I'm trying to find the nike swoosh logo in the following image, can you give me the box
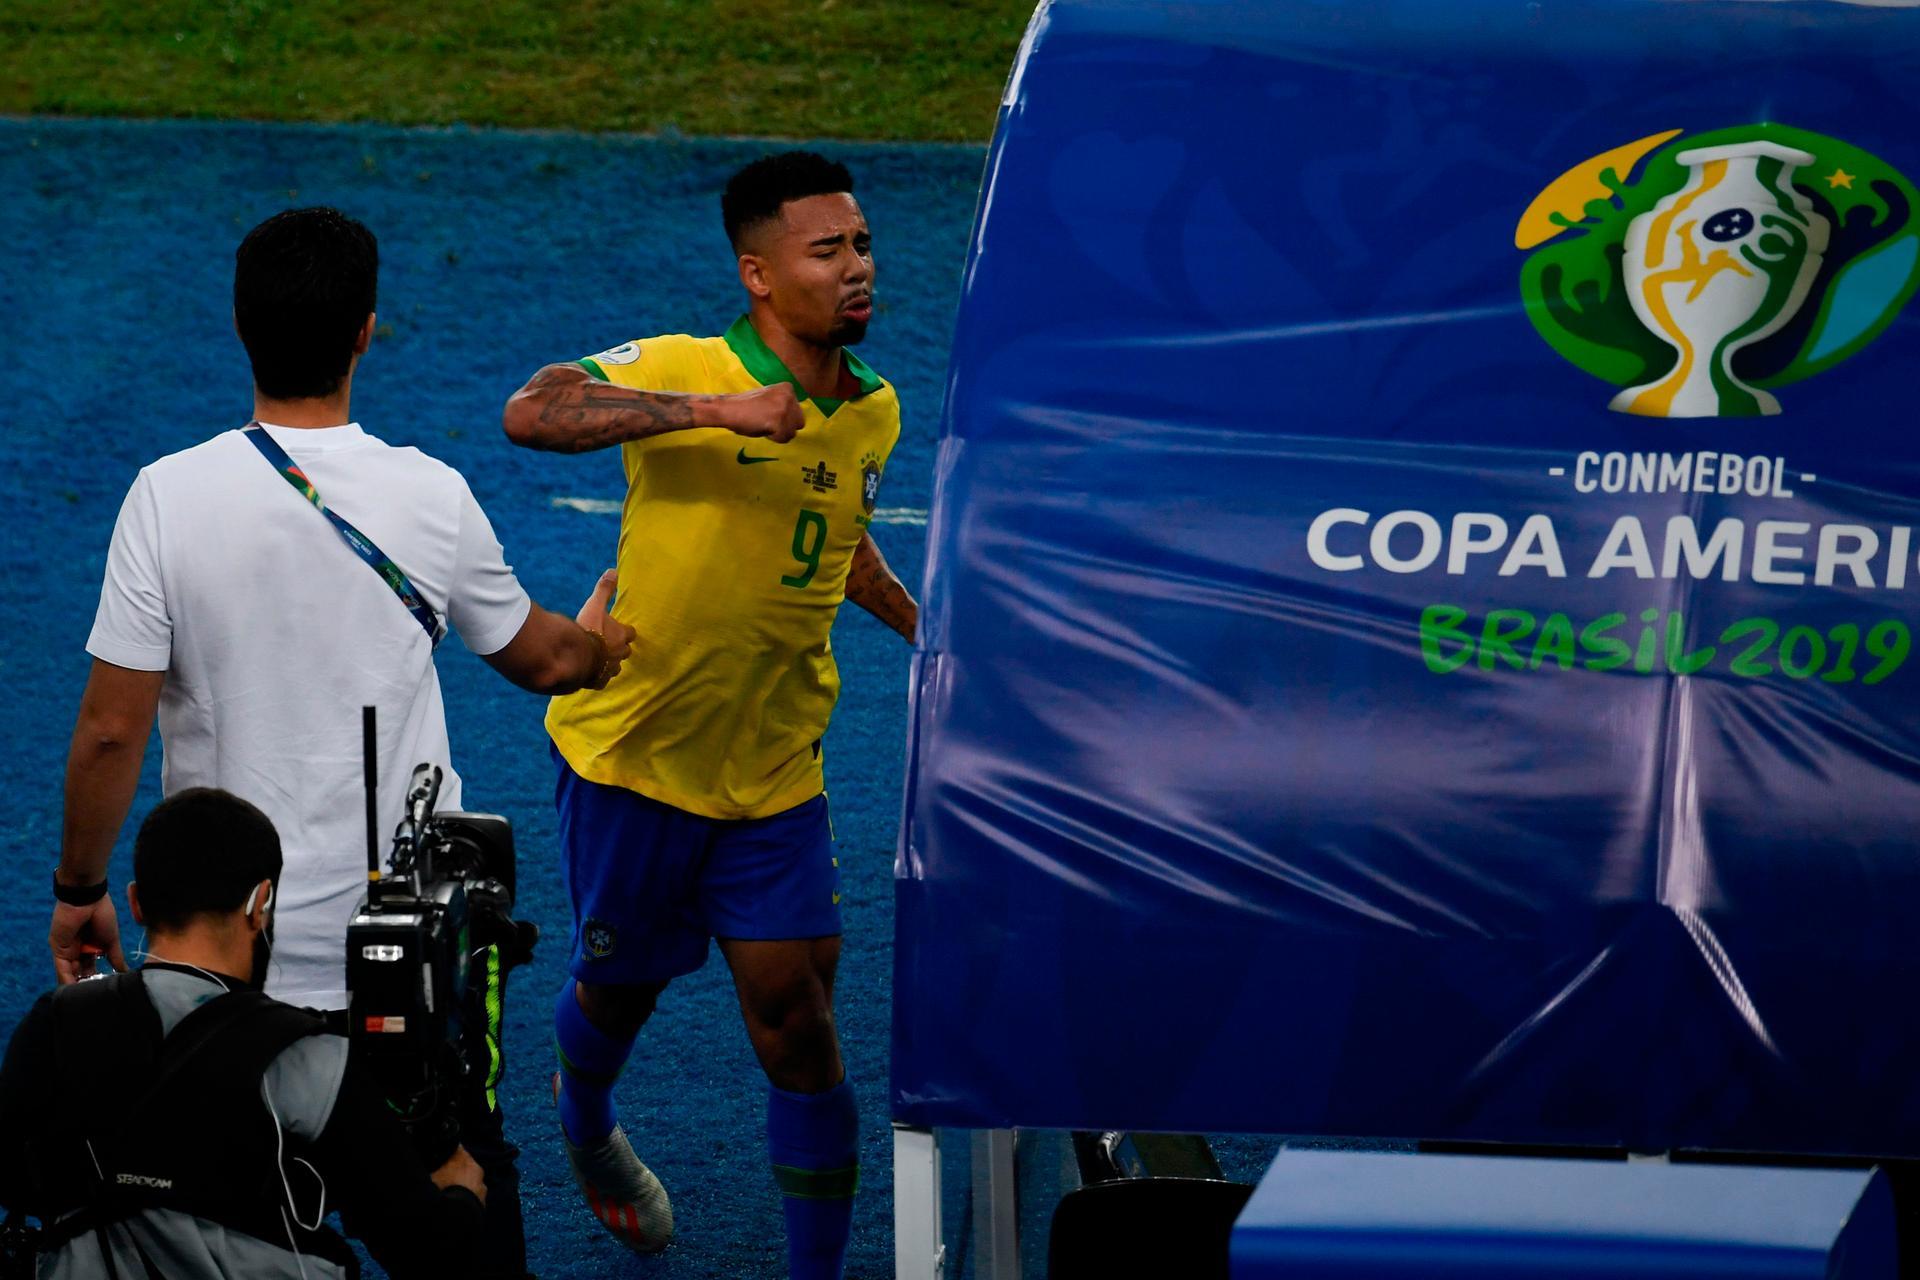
[737,448,778,465]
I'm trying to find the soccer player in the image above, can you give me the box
[501,151,916,1278]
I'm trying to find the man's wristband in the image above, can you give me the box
[53,873,109,907]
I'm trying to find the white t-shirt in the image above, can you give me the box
[87,422,533,1009]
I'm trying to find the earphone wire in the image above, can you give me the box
[262,1081,327,1233]
[279,1207,311,1280]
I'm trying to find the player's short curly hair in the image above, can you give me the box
[234,207,378,401]
[722,151,855,251]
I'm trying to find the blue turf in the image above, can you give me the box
[0,117,984,1279]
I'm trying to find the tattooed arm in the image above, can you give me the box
[846,532,918,644]
[503,362,804,454]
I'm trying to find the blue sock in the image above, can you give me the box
[553,981,634,1145]
[767,1080,860,1280]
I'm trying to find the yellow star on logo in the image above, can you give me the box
[1827,168,1856,190]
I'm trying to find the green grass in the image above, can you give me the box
[1,0,1034,142]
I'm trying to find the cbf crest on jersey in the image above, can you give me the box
[859,452,883,515]
[1517,124,1920,418]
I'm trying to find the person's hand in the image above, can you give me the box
[431,1145,488,1206]
[50,895,128,985]
[576,569,634,690]
[720,383,805,443]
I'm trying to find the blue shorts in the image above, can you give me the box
[551,745,842,985]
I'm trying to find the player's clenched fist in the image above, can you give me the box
[719,382,805,443]
[576,569,635,690]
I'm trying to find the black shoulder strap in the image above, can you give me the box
[41,975,162,1175]
[40,976,165,1279]
[45,978,326,1120]
[132,988,326,1117]
[47,974,163,1087]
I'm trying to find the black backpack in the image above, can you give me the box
[25,972,357,1277]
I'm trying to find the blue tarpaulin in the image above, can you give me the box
[892,0,1920,1155]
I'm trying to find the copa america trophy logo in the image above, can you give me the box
[1612,142,1828,417]
[1517,124,1919,419]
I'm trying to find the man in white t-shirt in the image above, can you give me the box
[49,207,629,1280]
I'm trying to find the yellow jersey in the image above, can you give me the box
[546,316,901,819]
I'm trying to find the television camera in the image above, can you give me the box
[345,708,534,1164]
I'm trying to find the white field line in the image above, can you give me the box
[551,496,929,525]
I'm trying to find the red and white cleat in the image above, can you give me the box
[553,1071,674,1254]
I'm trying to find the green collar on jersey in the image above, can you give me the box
[723,313,883,418]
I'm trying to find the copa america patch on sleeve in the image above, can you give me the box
[583,919,617,959]
[590,342,641,366]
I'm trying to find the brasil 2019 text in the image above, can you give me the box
[1419,605,1910,683]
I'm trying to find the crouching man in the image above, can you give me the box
[0,789,488,1278]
